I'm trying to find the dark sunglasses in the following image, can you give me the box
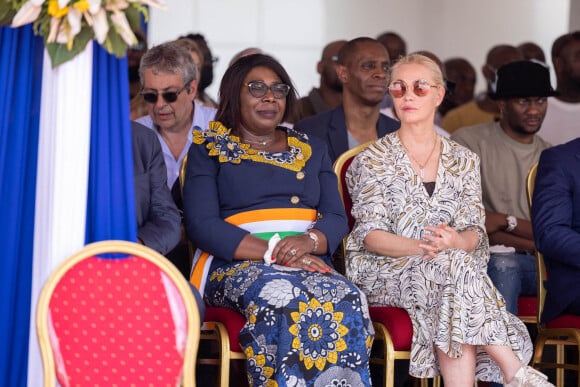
[388,79,438,98]
[244,81,291,99]
[140,84,188,104]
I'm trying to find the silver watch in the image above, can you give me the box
[505,215,517,233]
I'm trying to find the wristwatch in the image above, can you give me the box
[505,215,517,233]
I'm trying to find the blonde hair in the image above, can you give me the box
[390,53,445,87]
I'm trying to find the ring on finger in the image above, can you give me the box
[290,248,297,256]
[303,257,312,265]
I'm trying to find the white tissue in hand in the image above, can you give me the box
[264,233,281,265]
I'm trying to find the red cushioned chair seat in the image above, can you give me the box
[48,256,187,385]
[205,307,246,352]
[368,306,413,351]
[546,314,580,329]
[518,296,537,317]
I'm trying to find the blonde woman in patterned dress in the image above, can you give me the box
[345,54,553,387]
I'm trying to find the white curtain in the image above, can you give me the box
[27,42,94,387]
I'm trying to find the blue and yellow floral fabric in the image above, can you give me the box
[206,261,373,386]
[193,121,312,172]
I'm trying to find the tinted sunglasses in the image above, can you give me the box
[140,84,188,104]
[245,81,291,99]
[388,79,438,98]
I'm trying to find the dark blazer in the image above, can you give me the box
[132,122,181,255]
[293,104,400,163]
[532,137,580,322]
[183,126,348,273]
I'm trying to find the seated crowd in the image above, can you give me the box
[129,29,580,386]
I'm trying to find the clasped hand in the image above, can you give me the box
[419,223,458,260]
[272,234,332,273]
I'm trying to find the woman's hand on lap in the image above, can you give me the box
[420,223,458,260]
[272,234,316,266]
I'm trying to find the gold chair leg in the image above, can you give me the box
[556,344,565,387]
[385,357,395,387]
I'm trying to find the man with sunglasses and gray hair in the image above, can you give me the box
[136,41,216,278]
[136,41,216,191]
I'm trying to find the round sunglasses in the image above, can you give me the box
[140,84,188,104]
[388,79,438,98]
[245,81,291,99]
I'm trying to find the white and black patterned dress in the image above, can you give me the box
[345,132,533,383]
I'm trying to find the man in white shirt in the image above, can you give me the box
[136,41,216,190]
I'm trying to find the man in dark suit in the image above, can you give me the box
[532,137,580,322]
[133,121,205,320]
[294,37,399,163]
[132,121,181,255]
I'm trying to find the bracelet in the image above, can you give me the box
[263,233,281,265]
[306,231,319,253]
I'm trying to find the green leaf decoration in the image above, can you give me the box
[0,4,17,26]
[33,13,51,37]
[45,27,93,68]
[103,27,127,58]
[125,6,142,31]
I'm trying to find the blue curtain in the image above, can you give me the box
[0,25,44,386]
[85,44,137,243]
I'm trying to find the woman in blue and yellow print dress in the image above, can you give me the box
[183,54,374,386]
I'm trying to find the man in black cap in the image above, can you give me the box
[451,60,557,318]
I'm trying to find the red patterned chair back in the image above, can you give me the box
[36,241,200,387]
[333,141,373,231]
